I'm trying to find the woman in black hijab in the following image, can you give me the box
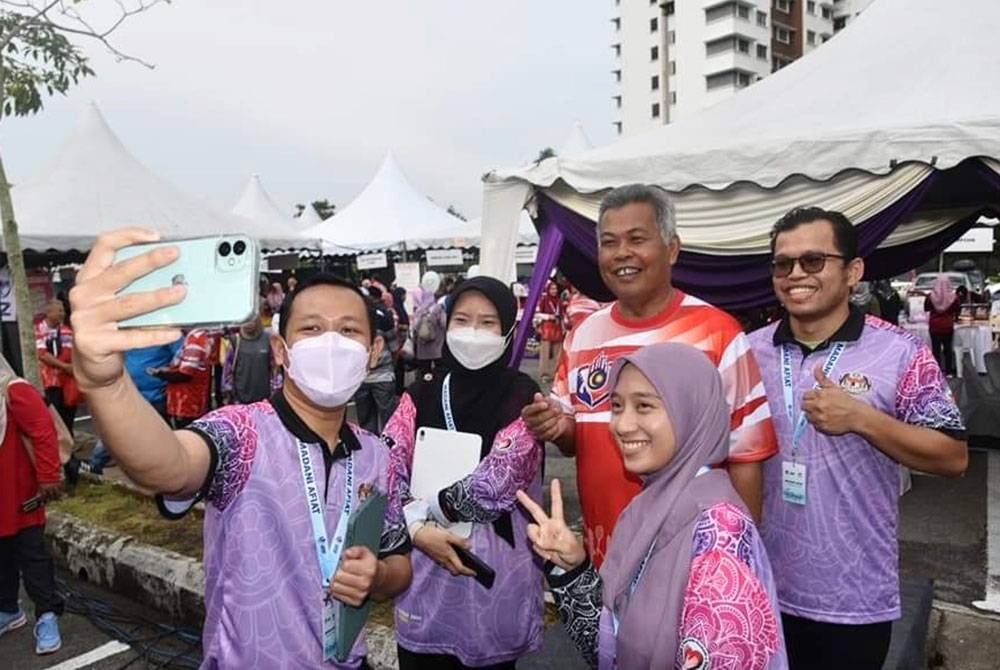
[385,276,545,670]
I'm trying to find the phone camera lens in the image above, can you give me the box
[233,240,247,255]
[218,242,232,257]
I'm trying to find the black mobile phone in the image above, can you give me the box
[21,495,43,513]
[454,546,496,590]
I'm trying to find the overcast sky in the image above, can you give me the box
[1,1,614,220]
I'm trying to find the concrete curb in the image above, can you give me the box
[44,510,400,669]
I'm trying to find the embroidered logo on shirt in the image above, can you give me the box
[679,637,709,669]
[838,372,872,395]
[573,352,612,409]
[357,482,377,502]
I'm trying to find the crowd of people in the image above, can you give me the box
[0,184,971,669]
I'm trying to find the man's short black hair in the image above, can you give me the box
[770,206,858,260]
[278,273,376,342]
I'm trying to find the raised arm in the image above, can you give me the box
[70,228,212,496]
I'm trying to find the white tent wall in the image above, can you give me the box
[6,104,310,252]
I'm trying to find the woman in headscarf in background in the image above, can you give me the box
[925,276,961,376]
[518,342,786,669]
[386,276,544,669]
[411,271,446,376]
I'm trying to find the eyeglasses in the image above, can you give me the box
[770,252,845,278]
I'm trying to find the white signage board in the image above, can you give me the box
[393,262,421,290]
[945,228,994,254]
[0,268,14,322]
[356,252,388,270]
[425,249,464,267]
[515,246,539,264]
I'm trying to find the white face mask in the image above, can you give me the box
[283,331,370,408]
[446,327,510,371]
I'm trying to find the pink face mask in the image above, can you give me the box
[283,331,370,408]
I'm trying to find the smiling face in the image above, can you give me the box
[772,219,863,326]
[598,201,679,313]
[609,364,676,476]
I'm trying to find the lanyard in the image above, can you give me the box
[441,373,457,431]
[295,439,354,588]
[780,342,846,452]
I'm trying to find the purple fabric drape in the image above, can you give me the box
[533,174,939,312]
[509,159,1000,365]
[509,218,564,368]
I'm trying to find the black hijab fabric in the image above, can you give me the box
[408,276,539,546]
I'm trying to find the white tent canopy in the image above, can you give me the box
[296,202,326,228]
[7,104,310,252]
[231,174,292,224]
[557,121,594,158]
[229,174,322,250]
[302,152,475,254]
[480,0,1000,280]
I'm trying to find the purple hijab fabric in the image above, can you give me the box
[600,342,748,669]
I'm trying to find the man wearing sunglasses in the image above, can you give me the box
[748,207,968,669]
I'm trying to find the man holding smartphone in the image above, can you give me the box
[69,229,413,668]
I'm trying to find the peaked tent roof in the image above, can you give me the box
[296,202,326,228]
[231,174,292,222]
[490,0,1000,194]
[7,104,311,252]
[557,121,594,158]
[229,174,322,250]
[301,152,475,253]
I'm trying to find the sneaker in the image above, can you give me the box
[34,612,61,655]
[0,608,27,637]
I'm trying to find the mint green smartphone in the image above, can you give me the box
[113,234,260,329]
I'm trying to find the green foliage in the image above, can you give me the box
[533,146,557,165]
[0,10,95,118]
[294,198,336,220]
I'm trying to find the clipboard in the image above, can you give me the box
[411,426,482,538]
[335,491,387,662]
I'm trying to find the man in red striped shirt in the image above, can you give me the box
[151,328,212,429]
[522,184,778,565]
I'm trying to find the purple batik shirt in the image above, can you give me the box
[749,310,964,624]
[160,392,409,669]
[384,393,545,666]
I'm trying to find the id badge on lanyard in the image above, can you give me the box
[295,439,354,663]
[780,343,845,506]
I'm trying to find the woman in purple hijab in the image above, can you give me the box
[518,342,786,669]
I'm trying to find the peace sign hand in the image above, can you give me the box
[516,479,587,571]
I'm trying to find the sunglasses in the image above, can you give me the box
[770,252,845,278]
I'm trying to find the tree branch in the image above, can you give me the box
[0,0,62,50]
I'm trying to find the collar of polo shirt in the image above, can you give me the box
[772,305,866,354]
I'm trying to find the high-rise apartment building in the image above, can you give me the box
[612,0,873,137]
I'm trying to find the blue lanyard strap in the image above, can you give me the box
[781,342,846,452]
[295,439,354,588]
[441,373,457,432]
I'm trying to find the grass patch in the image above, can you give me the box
[51,478,204,561]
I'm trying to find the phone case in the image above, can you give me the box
[454,546,495,589]
[113,235,260,329]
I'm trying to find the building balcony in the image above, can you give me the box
[703,16,768,43]
[705,50,767,77]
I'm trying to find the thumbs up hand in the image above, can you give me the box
[801,364,858,436]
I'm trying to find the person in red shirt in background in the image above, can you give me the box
[150,328,212,429]
[564,284,604,332]
[535,280,568,383]
[0,353,64,655]
[34,301,79,435]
